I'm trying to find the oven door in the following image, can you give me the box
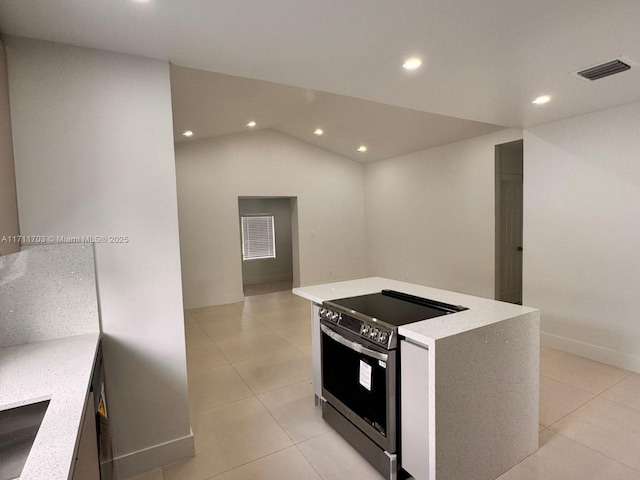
[320,321,397,453]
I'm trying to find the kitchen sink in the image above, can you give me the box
[0,400,50,480]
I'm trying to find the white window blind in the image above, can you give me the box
[241,214,276,260]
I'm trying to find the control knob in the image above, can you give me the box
[379,331,389,344]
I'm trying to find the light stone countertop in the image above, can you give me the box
[0,332,100,480]
[293,276,538,345]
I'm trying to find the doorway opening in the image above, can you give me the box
[495,140,523,304]
[238,196,299,296]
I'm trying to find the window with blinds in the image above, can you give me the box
[241,214,276,260]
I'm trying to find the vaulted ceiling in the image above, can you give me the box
[2,0,639,161]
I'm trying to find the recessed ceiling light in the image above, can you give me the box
[314,128,324,136]
[403,57,422,71]
[246,121,257,128]
[357,145,367,153]
[182,130,193,137]
[532,95,551,105]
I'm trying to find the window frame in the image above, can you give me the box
[240,214,276,261]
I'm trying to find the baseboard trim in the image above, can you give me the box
[185,292,246,310]
[113,430,194,479]
[541,331,640,372]
[242,274,294,286]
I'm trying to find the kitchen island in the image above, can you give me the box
[294,277,539,480]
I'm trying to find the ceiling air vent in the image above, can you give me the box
[571,56,638,81]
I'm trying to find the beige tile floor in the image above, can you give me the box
[127,291,640,480]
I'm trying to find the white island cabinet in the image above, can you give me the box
[293,277,540,480]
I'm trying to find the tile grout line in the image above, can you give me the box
[545,429,640,474]
[596,371,637,397]
[180,292,336,480]
[542,394,598,430]
[294,436,330,480]
[539,372,631,397]
[195,444,299,480]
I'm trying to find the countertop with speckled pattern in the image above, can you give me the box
[0,333,100,480]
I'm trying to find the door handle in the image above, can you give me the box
[321,324,388,362]
[517,246,523,252]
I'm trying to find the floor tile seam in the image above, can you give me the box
[294,344,313,356]
[240,311,282,330]
[597,371,638,397]
[269,327,309,350]
[544,428,640,473]
[230,349,312,394]
[189,307,241,317]
[254,389,301,445]
[293,438,327,480]
[540,373,599,395]
[187,360,257,410]
[226,342,309,368]
[188,390,257,416]
[207,330,284,358]
[227,359,264,397]
[542,346,629,366]
[204,329,277,349]
[231,301,246,312]
[293,429,329,446]
[257,320,311,334]
[189,320,308,370]
[543,394,607,429]
[255,378,315,400]
[539,373,616,396]
[186,363,233,379]
[271,321,313,334]
[592,393,640,415]
[250,316,286,332]
[192,314,252,327]
[245,370,313,397]
[191,321,218,341]
[200,444,300,480]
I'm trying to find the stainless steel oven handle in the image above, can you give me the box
[321,324,388,362]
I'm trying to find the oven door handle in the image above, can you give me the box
[321,324,388,362]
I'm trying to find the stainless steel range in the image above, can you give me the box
[319,289,467,480]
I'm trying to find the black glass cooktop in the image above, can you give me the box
[326,289,467,327]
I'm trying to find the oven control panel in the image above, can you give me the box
[319,307,393,348]
[360,323,391,345]
[319,307,342,324]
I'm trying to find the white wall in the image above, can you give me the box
[364,129,522,299]
[239,197,293,285]
[5,37,193,477]
[0,40,19,256]
[175,129,366,308]
[524,101,640,370]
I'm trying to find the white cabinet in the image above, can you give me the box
[400,339,430,480]
[310,302,322,402]
[72,391,100,480]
